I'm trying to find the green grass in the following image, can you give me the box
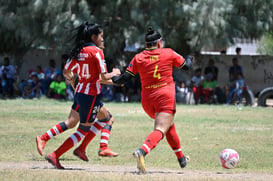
[0,99,272,180]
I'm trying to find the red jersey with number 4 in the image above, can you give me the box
[64,45,107,95]
[126,48,185,91]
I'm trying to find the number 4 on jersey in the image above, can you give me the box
[82,64,91,79]
[153,64,161,79]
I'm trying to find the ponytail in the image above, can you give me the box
[67,22,103,62]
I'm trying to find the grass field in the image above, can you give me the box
[0,99,273,181]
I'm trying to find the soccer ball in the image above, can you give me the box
[219,148,240,169]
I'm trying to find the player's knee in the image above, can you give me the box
[65,118,78,129]
[98,111,112,124]
[78,123,91,133]
[155,128,166,138]
[108,116,114,125]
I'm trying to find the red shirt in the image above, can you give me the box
[126,48,185,90]
[64,45,107,95]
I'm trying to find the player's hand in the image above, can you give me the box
[112,68,121,76]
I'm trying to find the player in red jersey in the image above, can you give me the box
[112,27,193,173]
[45,22,120,169]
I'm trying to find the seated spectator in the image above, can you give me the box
[35,65,45,81]
[125,76,141,102]
[0,57,16,98]
[191,68,203,104]
[22,73,42,99]
[201,73,218,103]
[229,57,243,82]
[43,59,61,95]
[47,73,67,100]
[101,84,114,102]
[113,85,126,102]
[204,58,218,80]
[226,72,245,105]
[176,81,189,103]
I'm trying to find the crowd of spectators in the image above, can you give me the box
[178,52,246,105]
[1,49,246,105]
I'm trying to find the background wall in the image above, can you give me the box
[193,55,273,95]
[1,50,273,96]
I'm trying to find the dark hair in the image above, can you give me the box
[195,68,202,73]
[145,27,162,48]
[236,47,241,54]
[68,22,103,61]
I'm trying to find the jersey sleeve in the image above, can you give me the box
[171,50,186,68]
[126,56,138,76]
[64,59,78,74]
[95,49,107,74]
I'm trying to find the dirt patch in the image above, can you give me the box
[0,161,272,181]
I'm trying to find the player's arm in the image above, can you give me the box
[180,55,194,70]
[101,68,121,81]
[63,69,78,89]
[112,70,134,85]
[100,75,114,85]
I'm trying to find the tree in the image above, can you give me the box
[1,0,273,70]
[257,32,273,55]
[0,0,91,70]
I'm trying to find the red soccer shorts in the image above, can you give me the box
[141,83,176,119]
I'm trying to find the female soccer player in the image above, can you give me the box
[112,27,193,173]
[45,22,120,169]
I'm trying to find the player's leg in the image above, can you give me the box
[36,109,79,156]
[73,106,118,161]
[133,112,173,173]
[165,123,189,168]
[46,93,97,169]
[98,111,119,157]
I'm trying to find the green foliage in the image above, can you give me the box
[1,0,273,67]
[257,32,273,55]
[0,0,90,65]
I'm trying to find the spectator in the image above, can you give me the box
[43,59,61,94]
[191,68,203,104]
[22,73,42,99]
[229,57,243,82]
[0,57,16,98]
[204,58,218,80]
[113,85,126,102]
[201,73,218,103]
[47,73,67,100]
[125,75,141,102]
[36,65,45,81]
[226,72,245,105]
[101,84,114,102]
[236,47,241,55]
[176,81,189,103]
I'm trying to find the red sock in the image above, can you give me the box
[78,121,106,152]
[100,124,112,150]
[166,124,184,159]
[141,130,163,154]
[55,128,87,158]
[41,122,67,141]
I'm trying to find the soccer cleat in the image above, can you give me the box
[73,148,89,162]
[36,136,46,156]
[46,152,64,169]
[98,148,119,157]
[178,155,190,168]
[133,149,146,174]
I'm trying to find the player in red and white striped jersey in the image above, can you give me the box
[36,78,119,160]
[44,22,120,169]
